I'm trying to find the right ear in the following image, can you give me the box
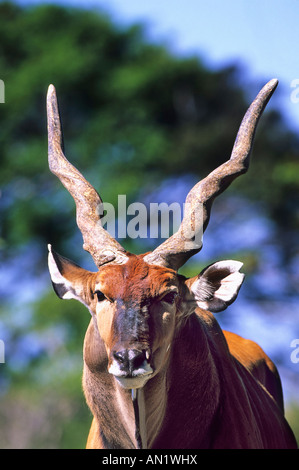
[48,244,97,310]
[187,260,245,313]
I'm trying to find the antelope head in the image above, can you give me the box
[47,79,278,389]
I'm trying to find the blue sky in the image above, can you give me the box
[16,0,299,130]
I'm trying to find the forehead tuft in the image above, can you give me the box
[96,255,177,300]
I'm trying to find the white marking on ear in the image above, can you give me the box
[213,271,244,302]
[48,244,69,287]
[47,244,90,308]
[191,260,245,313]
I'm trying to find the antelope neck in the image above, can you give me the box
[131,389,147,449]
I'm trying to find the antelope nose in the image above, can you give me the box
[113,349,150,374]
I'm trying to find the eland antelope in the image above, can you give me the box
[47,79,297,449]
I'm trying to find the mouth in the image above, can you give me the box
[108,362,154,389]
[114,373,153,389]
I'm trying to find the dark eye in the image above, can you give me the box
[162,292,177,304]
[94,290,106,302]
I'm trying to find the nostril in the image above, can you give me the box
[112,348,151,374]
[130,350,144,369]
[113,350,126,364]
[129,349,150,370]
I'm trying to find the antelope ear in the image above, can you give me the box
[48,244,94,308]
[189,260,245,313]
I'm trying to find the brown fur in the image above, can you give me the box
[83,304,296,448]
[47,79,295,448]
[55,255,297,449]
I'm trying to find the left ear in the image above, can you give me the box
[188,260,245,313]
[48,244,96,310]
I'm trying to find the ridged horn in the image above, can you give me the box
[47,84,128,268]
[144,79,278,270]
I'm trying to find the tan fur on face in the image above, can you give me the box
[93,255,179,371]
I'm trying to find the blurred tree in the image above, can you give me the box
[0,1,298,448]
[1,2,298,260]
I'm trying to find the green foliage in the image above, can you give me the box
[2,1,299,259]
[2,2,297,258]
[286,405,299,446]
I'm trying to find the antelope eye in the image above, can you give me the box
[162,292,177,304]
[94,290,106,302]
